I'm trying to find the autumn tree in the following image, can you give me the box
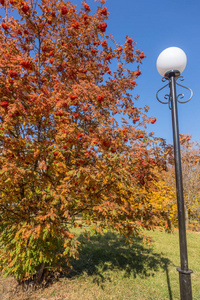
[165,135,200,229]
[180,135,200,228]
[0,0,167,283]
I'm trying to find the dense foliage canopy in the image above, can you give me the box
[0,0,173,282]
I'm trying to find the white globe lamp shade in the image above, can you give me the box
[156,47,187,77]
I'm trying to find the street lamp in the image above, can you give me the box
[156,47,193,300]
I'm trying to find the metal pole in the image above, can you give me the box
[169,71,193,300]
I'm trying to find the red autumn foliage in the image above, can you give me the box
[0,0,169,285]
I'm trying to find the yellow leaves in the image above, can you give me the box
[103,177,108,185]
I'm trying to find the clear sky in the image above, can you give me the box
[73,0,200,144]
[2,0,200,144]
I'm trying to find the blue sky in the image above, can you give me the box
[74,0,200,143]
[2,0,199,144]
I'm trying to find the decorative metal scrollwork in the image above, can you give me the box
[156,75,193,109]
[176,76,193,103]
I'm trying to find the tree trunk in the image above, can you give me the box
[35,262,45,284]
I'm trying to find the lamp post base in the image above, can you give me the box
[177,268,193,300]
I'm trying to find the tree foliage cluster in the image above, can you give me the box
[0,0,198,284]
[163,135,200,229]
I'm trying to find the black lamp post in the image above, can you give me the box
[156,47,193,300]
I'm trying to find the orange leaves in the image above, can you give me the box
[151,117,157,124]
[72,21,80,29]
[77,132,83,138]
[93,40,99,46]
[133,117,140,123]
[126,38,133,45]
[0,0,162,283]
[122,126,128,133]
[105,54,112,61]
[134,70,141,77]
[73,113,79,118]
[82,106,88,111]
[131,80,136,86]
[138,134,144,139]
[139,52,145,59]
[55,110,64,117]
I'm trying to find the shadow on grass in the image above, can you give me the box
[67,231,173,299]
[69,231,170,278]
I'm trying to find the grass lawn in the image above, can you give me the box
[0,228,199,300]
